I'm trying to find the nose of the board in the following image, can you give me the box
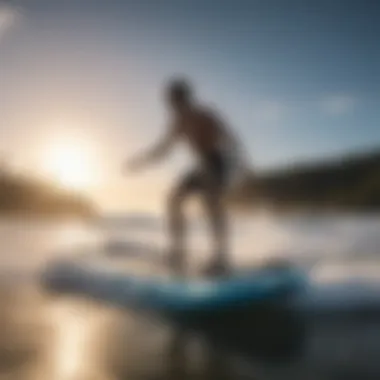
[41,260,82,293]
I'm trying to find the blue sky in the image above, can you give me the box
[0,0,379,210]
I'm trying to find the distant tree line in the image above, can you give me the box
[229,149,380,212]
[2,147,378,217]
[0,162,96,218]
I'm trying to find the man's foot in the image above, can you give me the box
[262,257,292,271]
[202,257,230,278]
[165,249,186,276]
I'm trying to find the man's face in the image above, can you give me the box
[168,96,188,113]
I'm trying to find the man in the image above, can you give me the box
[126,78,247,276]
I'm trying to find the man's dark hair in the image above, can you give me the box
[166,78,193,104]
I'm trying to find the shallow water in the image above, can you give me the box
[1,214,380,380]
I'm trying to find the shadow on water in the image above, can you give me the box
[3,279,380,380]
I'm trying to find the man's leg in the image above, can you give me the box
[167,173,198,275]
[167,188,186,274]
[202,187,229,276]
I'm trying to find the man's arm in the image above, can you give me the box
[126,124,180,172]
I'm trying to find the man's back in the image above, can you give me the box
[173,106,230,158]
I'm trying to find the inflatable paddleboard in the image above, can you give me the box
[41,249,309,361]
[41,252,306,314]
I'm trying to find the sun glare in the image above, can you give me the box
[45,142,95,190]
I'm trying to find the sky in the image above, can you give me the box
[0,0,379,211]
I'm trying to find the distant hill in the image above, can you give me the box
[230,149,380,212]
[0,164,96,218]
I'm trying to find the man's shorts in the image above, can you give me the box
[177,149,237,195]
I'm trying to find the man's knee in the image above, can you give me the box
[168,187,187,216]
[203,189,223,212]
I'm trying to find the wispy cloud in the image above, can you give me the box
[252,100,290,127]
[0,3,18,41]
[320,94,356,116]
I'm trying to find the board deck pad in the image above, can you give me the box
[41,247,306,314]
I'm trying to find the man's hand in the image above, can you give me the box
[123,125,179,175]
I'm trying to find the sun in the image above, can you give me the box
[45,143,95,190]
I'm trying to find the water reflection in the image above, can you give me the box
[49,302,91,379]
[2,217,380,379]
[0,219,104,380]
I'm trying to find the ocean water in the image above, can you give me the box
[1,213,380,380]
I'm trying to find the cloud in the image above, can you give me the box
[320,95,356,116]
[252,100,290,127]
[0,4,18,40]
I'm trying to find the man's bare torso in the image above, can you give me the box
[173,106,228,158]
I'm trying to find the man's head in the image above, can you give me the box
[165,78,193,112]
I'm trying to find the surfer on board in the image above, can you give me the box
[126,77,248,276]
